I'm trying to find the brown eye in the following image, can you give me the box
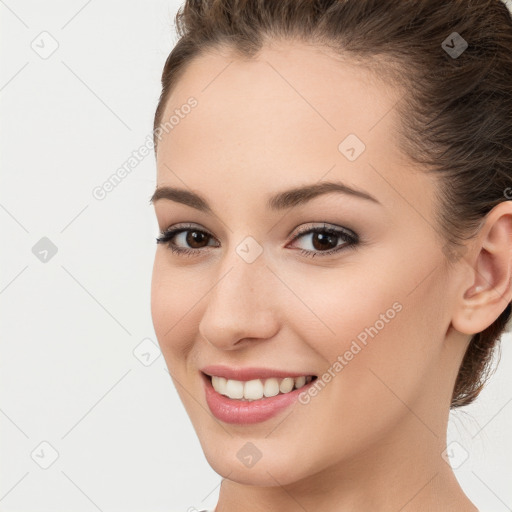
[156,224,219,257]
[310,231,338,251]
[288,224,358,258]
[185,230,211,248]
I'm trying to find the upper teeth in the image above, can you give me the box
[211,375,313,401]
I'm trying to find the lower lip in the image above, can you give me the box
[202,372,316,425]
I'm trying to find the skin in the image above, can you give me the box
[150,42,512,512]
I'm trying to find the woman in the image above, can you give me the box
[150,1,512,510]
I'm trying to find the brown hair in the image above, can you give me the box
[153,0,512,408]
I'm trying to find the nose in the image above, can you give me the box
[198,248,280,350]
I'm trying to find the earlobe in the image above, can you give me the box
[451,202,512,336]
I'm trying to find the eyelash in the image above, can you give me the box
[155,222,358,259]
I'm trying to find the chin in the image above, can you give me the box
[196,433,316,487]
[205,451,307,487]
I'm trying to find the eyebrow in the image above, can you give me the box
[149,180,380,213]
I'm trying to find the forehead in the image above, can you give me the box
[159,43,398,160]
[155,42,435,220]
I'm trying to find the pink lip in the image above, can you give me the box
[200,365,316,381]
[201,371,317,425]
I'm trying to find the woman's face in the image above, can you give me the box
[151,42,466,486]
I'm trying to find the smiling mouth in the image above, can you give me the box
[203,372,318,401]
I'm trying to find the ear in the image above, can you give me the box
[451,201,512,336]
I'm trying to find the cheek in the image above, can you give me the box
[278,260,408,360]
[298,252,443,381]
[301,269,446,444]
[150,254,201,362]
[300,245,444,367]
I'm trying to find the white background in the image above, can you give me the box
[1,1,511,511]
